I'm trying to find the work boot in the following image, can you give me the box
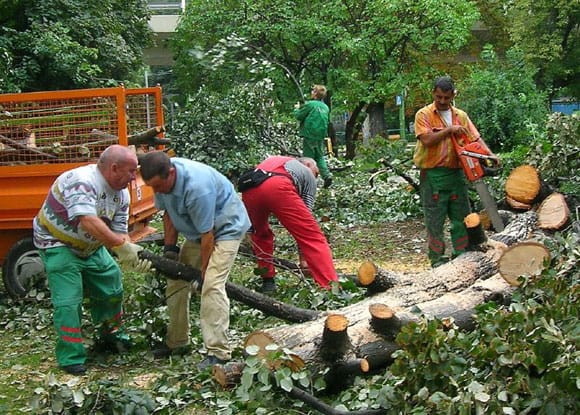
[152,343,190,360]
[93,331,133,354]
[197,355,228,371]
[261,278,276,294]
[61,364,87,375]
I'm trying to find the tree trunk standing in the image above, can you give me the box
[344,102,365,159]
[366,102,386,139]
[243,211,539,369]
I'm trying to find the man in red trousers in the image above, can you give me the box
[241,156,338,293]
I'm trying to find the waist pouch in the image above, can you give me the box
[237,168,287,192]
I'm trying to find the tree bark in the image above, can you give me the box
[344,102,365,160]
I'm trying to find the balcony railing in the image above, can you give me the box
[148,0,185,14]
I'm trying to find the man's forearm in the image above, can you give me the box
[79,215,126,248]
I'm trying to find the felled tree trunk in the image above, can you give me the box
[242,211,538,371]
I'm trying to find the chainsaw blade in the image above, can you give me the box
[473,180,505,232]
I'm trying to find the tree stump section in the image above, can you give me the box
[368,303,401,339]
[212,361,246,389]
[537,192,570,230]
[498,241,551,286]
[464,212,487,246]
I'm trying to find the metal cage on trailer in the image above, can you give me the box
[0,85,166,299]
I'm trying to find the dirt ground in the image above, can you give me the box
[331,218,432,275]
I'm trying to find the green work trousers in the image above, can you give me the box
[165,238,241,360]
[41,246,124,367]
[303,137,331,180]
[419,168,471,266]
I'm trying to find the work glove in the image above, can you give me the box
[112,241,152,273]
[163,244,180,261]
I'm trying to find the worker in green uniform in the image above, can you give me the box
[294,84,332,188]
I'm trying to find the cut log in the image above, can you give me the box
[243,331,305,371]
[506,195,533,210]
[128,125,166,145]
[537,192,570,230]
[505,164,552,205]
[357,261,399,294]
[498,241,551,286]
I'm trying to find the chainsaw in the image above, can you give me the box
[451,135,505,232]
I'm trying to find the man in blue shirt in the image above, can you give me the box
[140,151,250,370]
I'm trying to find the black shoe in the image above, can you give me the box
[61,364,87,375]
[197,355,228,371]
[323,177,333,188]
[261,278,276,294]
[93,332,133,354]
[152,343,190,360]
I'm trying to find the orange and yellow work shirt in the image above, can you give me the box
[413,103,480,169]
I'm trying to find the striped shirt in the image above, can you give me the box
[33,164,130,257]
[257,156,318,211]
[413,103,480,169]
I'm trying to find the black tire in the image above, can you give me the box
[2,237,48,299]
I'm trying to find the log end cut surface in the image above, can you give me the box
[357,261,378,286]
[498,241,551,286]
[505,164,541,204]
[537,192,570,230]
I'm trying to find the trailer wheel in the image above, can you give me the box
[2,237,47,299]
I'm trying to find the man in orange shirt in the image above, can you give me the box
[413,76,492,267]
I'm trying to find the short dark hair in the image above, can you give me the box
[139,151,172,180]
[433,76,455,93]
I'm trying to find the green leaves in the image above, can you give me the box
[0,0,152,92]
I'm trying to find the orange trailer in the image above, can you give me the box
[0,86,165,298]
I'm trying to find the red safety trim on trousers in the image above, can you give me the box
[60,326,82,343]
[454,235,469,251]
[428,235,445,253]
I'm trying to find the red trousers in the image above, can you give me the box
[242,175,337,288]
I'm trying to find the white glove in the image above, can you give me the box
[112,242,152,273]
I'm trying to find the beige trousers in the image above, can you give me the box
[165,238,241,360]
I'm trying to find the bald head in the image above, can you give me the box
[298,157,319,178]
[97,145,138,190]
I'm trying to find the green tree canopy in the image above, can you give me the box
[0,0,153,92]
[506,0,579,98]
[172,0,480,157]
